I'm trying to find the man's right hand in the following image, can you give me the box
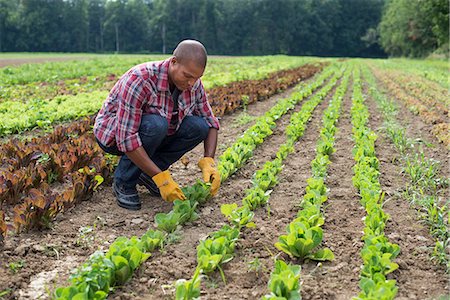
[152,170,186,202]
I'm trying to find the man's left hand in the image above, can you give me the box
[198,157,221,196]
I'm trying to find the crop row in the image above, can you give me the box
[0,63,324,239]
[370,59,449,90]
[0,55,316,87]
[0,63,322,137]
[370,67,449,148]
[362,66,449,272]
[351,67,400,299]
[0,57,318,107]
[175,65,345,299]
[0,118,110,205]
[369,66,448,118]
[263,67,350,299]
[372,67,448,112]
[0,119,117,237]
[52,64,340,299]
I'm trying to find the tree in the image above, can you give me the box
[379,0,449,57]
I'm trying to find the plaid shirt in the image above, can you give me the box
[94,59,220,153]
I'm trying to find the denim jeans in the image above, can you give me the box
[96,114,209,190]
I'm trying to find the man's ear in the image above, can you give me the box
[171,56,178,65]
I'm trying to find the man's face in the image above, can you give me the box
[169,57,204,91]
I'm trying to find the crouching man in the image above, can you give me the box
[94,40,220,210]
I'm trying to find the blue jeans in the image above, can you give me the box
[97,114,209,190]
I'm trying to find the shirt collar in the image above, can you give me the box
[156,58,171,92]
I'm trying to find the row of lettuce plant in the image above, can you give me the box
[1,55,314,87]
[52,64,339,299]
[368,59,449,90]
[361,65,449,272]
[368,65,449,148]
[1,57,318,104]
[0,64,322,208]
[0,63,321,137]
[350,67,400,300]
[174,65,345,300]
[0,64,323,239]
[263,67,351,300]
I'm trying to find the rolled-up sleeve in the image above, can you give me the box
[116,74,148,152]
[194,81,220,130]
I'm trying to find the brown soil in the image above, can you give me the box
[0,78,306,299]
[299,78,365,300]
[0,70,448,300]
[126,73,341,300]
[364,83,449,299]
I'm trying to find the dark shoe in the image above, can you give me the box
[137,173,161,197]
[113,180,141,210]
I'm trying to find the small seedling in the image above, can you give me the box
[8,260,25,273]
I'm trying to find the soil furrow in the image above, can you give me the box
[364,85,449,299]
[197,77,340,300]
[300,77,365,300]
[113,78,338,300]
[1,81,307,300]
[368,71,450,177]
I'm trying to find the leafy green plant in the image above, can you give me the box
[140,230,166,252]
[175,269,202,300]
[355,276,398,300]
[221,203,256,229]
[8,260,25,274]
[55,251,115,300]
[181,180,211,205]
[155,211,181,233]
[173,199,199,224]
[275,221,334,261]
[262,260,301,300]
[106,236,152,284]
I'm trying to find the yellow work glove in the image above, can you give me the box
[198,157,221,196]
[152,170,186,202]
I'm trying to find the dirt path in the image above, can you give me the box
[0,78,310,299]
[364,85,449,299]
[113,77,339,300]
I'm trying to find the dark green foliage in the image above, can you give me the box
[0,0,386,57]
[379,0,449,57]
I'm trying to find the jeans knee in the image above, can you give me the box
[180,116,209,141]
[139,114,168,139]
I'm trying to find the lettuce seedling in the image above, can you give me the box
[173,199,199,224]
[155,211,181,233]
[55,251,115,300]
[140,229,166,252]
[262,259,301,300]
[275,221,334,261]
[175,269,202,300]
[182,180,211,205]
[221,203,256,229]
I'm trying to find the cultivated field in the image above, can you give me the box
[0,55,448,300]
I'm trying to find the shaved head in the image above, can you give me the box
[173,40,207,68]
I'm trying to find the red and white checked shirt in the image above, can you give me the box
[94,58,220,153]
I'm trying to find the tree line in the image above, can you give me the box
[0,0,447,58]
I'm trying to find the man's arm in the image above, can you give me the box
[204,127,218,158]
[125,146,161,177]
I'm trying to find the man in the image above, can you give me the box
[94,40,221,210]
